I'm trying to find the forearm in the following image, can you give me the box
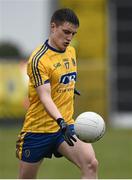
[40,95,62,120]
[36,84,62,121]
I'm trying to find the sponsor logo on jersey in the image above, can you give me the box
[60,72,77,84]
[53,62,61,69]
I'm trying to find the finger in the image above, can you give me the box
[71,135,77,142]
[64,135,74,146]
[68,136,74,146]
[74,89,81,96]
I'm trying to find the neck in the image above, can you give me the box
[46,39,65,53]
[48,37,58,50]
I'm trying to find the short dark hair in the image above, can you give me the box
[51,8,79,27]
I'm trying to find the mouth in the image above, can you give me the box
[63,42,70,47]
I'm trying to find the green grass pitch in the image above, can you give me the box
[0,126,132,179]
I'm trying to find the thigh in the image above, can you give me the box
[18,159,43,179]
[57,136,96,168]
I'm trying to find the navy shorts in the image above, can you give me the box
[16,124,75,163]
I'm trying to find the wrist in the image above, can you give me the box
[56,118,65,125]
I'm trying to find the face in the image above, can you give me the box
[50,21,78,51]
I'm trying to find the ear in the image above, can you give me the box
[50,22,56,33]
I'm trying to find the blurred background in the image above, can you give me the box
[0,0,132,178]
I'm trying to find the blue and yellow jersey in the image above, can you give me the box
[22,40,77,133]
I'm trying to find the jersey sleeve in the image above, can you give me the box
[28,56,51,87]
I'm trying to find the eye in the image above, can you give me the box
[63,30,70,34]
[72,32,76,36]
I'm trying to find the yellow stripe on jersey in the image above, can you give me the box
[32,44,48,87]
[16,132,27,160]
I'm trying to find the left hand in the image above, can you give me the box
[57,118,77,146]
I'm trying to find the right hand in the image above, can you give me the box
[57,118,77,146]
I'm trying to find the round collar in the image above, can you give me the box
[45,39,65,53]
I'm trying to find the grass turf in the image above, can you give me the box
[0,126,132,179]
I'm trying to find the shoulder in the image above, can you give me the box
[27,44,49,73]
[66,45,76,58]
[27,44,52,70]
[67,45,75,52]
[29,44,49,62]
[67,45,76,54]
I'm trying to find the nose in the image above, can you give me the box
[67,34,73,42]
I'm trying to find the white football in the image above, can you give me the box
[75,112,106,143]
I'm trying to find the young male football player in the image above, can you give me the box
[16,8,98,179]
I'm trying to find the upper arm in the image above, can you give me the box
[36,83,51,100]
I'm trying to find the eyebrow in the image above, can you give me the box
[62,29,77,34]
